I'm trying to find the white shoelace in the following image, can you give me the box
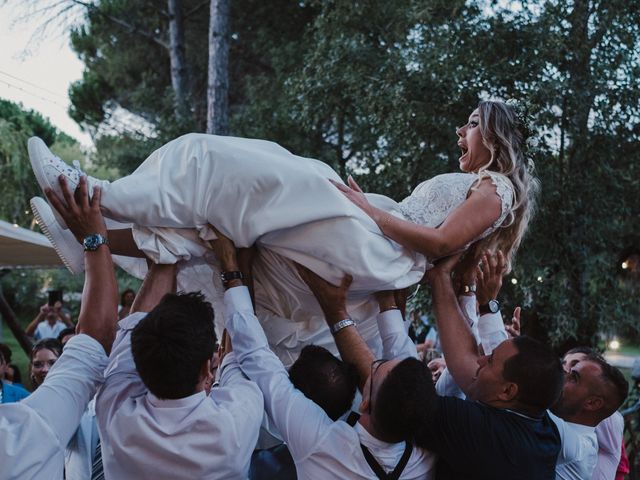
[71,159,85,176]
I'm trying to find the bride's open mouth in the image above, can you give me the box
[458,144,469,161]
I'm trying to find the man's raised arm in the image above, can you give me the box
[296,264,374,391]
[425,254,480,394]
[46,176,118,353]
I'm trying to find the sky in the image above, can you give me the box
[0,6,92,146]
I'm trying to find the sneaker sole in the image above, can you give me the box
[30,197,84,274]
[28,137,72,229]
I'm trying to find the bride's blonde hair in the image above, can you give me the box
[472,100,540,272]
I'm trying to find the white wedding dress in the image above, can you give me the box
[97,133,513,365]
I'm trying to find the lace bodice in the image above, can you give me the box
[398,171,514,242]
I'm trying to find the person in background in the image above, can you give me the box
[29,338,63,390]
[561,347,629,480]
[118,288,136,320]
[5,364,24,388]
[58,327,77,346]
[0,350,29,403]
[26,301,73,341]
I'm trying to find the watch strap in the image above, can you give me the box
[479,299,500,315]
[330,318,355,335]
[220,271,243,285]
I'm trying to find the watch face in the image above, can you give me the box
[488,299,500,313]
[83,234,104,251]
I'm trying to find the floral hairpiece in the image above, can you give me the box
[505,98,538,172]
[505,98,531,135]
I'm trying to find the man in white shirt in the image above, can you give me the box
[209,230,436,479]
[0,178,118,480]
[26,303,70,340]
[551,349,628,479]
[95,260,263,479]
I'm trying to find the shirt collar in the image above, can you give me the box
[354,420,405,449]
[146,390,206,408]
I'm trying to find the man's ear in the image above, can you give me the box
[359,396,369,415]
[584,395,604,412]
[498,382,519,402]
[199,358,212,382]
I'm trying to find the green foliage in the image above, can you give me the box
[63,0,639,347]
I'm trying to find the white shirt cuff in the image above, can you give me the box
[477,311,505,336]
[223,286,254,317]
[376,309,405,337]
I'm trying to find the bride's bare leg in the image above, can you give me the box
[108,229,148,258]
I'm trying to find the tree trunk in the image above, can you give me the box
[0,288,32,356]
[206,0,231,135]
[168,0,190,119]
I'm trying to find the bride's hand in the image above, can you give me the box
[330,175,376,219]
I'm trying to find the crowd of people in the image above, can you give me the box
[0,99,632,479]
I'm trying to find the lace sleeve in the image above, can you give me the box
[480,172,514,238]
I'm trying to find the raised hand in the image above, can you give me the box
[45,176,106,243]
[506,307,521,338]
[424,252,464,285]
[476,250,507,305]
[207,225,239,272]
[295,263,352,324]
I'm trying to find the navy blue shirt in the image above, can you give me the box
[417,396,560,480]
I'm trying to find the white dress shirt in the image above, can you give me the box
[0,334,108,480]
[225,286,436,480]
[95,312,263,480]
[65,398,99,480]
[549,411,598,479]
[34,319,67,340]
[592,412,624,479]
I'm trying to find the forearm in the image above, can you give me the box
[130,263,177,314]
[373,208,447,258]
[333,326,375,392]
[77,247,119,354]
[430,273,480,392]
[25,315,42,336]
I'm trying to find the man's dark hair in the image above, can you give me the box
[564,346,599,358]
[31,338,63,360]
[289,345,358,421]
[373,357,436,443]
[131,292,216,399]
[0,343,12,364]
[503,336,564,414]
[8,363,22,384]
[585,353,629,416]
[57,328,76,344]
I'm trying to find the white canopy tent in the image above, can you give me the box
[0,218,62,347]
[0,218,62,268]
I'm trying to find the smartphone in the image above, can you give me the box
[48,290,63,307]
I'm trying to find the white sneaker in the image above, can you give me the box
[28,137,97,228]
[30,197,84,274]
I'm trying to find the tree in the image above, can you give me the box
[33,0,640,346]
[206,0,230,134]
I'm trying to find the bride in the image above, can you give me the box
[29,100,538,365]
